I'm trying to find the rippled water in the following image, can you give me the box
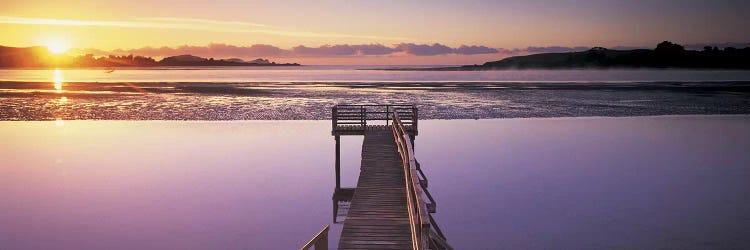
[1,68,749,120]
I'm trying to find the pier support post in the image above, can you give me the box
[335,135,341,190]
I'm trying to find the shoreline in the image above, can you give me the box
[3,114,749,122]
[373,66,750,71]
[2,78,749,121]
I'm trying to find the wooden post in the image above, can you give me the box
[300,225,330,250]
[410,135,415,151]
[413,105,418,132]
[361,107,366,129]
[332,106,337,131]
[385,105,391,126]
[332,196,337,224]
[335,135,341,190]
[315,229,329,250]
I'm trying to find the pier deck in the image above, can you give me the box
[338,129,413,249]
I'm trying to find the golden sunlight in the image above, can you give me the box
[54,117,64,126]
[44,38,71,54]
[53,69,64,93]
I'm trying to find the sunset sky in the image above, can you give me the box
[2,0,749,64]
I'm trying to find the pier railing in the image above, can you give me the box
[299,225,330,250]
[333,104,417,135]
[391,112,452,250]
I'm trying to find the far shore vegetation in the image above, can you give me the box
[0,46,300,68]
[403,41,750,70]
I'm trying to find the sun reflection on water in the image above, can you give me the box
[55,117,65,126]
[53,69,64,93]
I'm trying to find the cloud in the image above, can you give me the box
[525,46,590,53]
[291,44,399,56]
[0,16,407,40]
[395,43,454,56]
[292,45,357,56]
[454,45,500,55]
[92,43,284,58]
[78,43,502,58]
[392,43,499,56]
[134,17,269,28]
[81,42,723,59]
[351,44,399,55]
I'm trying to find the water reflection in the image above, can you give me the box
[332,188,354,224]
[54,117,64,126]
[0,121,340,249]
[332,134,355,224]
[0,118,748,249]
[51,69,70,121]
[53,69,63,93]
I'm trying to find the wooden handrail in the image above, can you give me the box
[391,112,451,250]
[332,104,418,135]
[300,225,330,250]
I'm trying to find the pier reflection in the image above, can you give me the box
[332,132,355,224]
[332,187,354,224]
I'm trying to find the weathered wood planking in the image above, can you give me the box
[338,130,413,250]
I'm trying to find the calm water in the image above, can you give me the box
[1,68,750,120]
[2,66,750,83]
[2,115,749,249]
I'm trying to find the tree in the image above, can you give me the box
[655,41,685,54]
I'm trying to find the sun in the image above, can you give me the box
[47,42,70,54]
[43,38,71,54]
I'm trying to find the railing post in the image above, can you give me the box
[332,106,338,133]
[361,107,366,128]
[412,105,418,132]
[315,230,329,250]
[300,225,330,250]
[420,223,431,250]
[385,105,391,126]
[335,135,340,190]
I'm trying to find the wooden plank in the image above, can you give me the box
[338,130,413,250]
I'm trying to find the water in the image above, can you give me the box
[1,68,749,120]
[2,115,749,249]
[2,67,750,83]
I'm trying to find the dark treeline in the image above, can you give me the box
[73,54,159,67]
[0,46,300,68]
[442,41,750,70]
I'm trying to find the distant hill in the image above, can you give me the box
[0,46,300,68]
[424,41,750,70]
[0,45,56,67]
[158,54,295,66]
[162,54,206,63]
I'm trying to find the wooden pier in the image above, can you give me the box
[339,129,412,249]
[316,105,451,250]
